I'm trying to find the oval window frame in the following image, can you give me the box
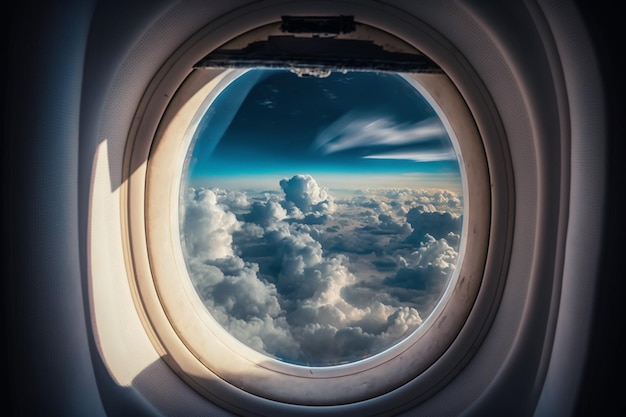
[124,13,508,415]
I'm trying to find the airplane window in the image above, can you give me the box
[10,0,610,414]
[134,18,492,411]
[180,68,464,366]
[80,1,602,415]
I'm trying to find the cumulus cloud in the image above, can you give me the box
[243,200,287,228]
[382,234,459,314]
[405,205,463,245]
[361,213,413,236]
[279,174,335,217]
[181,177,462,365]
[182,188,241,259]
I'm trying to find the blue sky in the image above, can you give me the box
[185,69,461,192]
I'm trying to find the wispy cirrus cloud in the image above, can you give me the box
[364,149,457,162]
[312,111,451,160]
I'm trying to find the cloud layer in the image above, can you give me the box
[181,174,462,366]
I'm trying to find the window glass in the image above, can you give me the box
[180,69,463,366]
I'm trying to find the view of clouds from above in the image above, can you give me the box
[181,69,464,366]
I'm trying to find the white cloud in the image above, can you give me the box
[382,306,423,338]
[209,259,281,319]
[364,149,457,162]
[280,174,335,216]
[243,200,287,228]
[213,188,251,213]
[405,205,462,245]
[181,178,461,365]
[183,188,241,259]
[312,111,447,156]
[401,234,458,271]
[215,313,300,360]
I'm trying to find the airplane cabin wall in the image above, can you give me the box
[5,0,624,416]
